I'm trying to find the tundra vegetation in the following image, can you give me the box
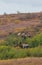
[0,32,42,60]
[0,13,42,60]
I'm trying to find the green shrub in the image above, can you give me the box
[25,33,42,47]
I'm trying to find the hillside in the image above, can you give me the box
[0,12,42,60]
[0,12,42,39]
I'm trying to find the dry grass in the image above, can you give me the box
[14,20,21,24]
[0,57,42,65]
[14,27,26,32]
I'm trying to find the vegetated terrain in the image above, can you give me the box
[0,12,42,61]
[0,12,42,38]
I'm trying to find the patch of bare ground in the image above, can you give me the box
[0,57,42,65]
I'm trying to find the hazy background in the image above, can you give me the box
[0,0,42,14]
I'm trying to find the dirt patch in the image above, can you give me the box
[0,57,42,65]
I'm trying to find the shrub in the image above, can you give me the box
[0,32,42,48]
[25,33,42,47]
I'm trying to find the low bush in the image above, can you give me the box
[25,33,42,47]
[0,33,42,48]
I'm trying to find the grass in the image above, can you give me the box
[0,46,42,60]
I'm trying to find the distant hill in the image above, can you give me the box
[0,12,42,39]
